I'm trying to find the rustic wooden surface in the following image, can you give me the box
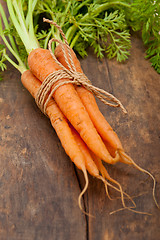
[0,6,160,240]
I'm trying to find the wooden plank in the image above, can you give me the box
[79,34,160,240]
[0,61,87,240]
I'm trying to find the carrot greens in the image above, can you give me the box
[128,0,160,73]
[0,9,26,73]
[35,0,131,60]
[0,0,160,73]
[35,0,160,72]
[0,0,41,73]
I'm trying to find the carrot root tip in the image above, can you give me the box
[119,150,159,209]
[110,207,152,216]
[78,169,95,218]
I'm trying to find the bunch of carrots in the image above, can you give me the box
[0,0,159,215]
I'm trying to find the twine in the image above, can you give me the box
[35,18,127,115]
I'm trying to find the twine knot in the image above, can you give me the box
[35,18,127,115]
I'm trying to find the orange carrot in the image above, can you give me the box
[69,125,135,208]
[21,70,89,211]
[69,124,99,178]
[21,70,122,214]
[28,48,119,164]
[21,70,86,170]
[54,43,159,209]
[54,44,123,153]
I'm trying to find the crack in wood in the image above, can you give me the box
[105,62,114,94]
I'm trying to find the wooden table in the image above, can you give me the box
[0,7,160,240]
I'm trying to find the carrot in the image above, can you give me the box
[69,124,99,178]
[21,70,89,211]
[54,43,159,209]
[22,70,151,214]
[54,43,123,153]
[70,125,136,209]
[21,70,121,215]
[28,48,119,164]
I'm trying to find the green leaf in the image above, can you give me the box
[127,0,160,73]
[0,44,7,71]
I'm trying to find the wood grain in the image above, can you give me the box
[0,4,160,239]
[80,34,160,240]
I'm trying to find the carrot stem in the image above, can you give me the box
[0,3,18,54]
[6,0,39,53]
[0,32,26,73]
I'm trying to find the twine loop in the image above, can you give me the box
[35,18,127,115]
